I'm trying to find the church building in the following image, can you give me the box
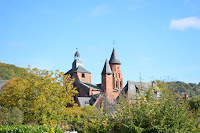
[65,48,159,107]
[65,48,123,107]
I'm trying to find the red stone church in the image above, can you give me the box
[65,48,159,107]
[65,48,124,107]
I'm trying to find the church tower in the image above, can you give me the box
[65,50,91,83]
[109,48,123,91]
[72,51,83,69]
[101,59,113,102]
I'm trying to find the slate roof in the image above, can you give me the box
[78,94,100,107]
[65,66,91,75]
[102,59,112,74]
[122,81,157,99]
[78,97,92,107]
[80,81,102,91]
[109,48,121,64]
[0,80,8,89]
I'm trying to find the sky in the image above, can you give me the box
[0,0,200,85]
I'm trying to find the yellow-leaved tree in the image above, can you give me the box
[0,67,78,125]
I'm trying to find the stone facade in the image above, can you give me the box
[65,48,123,106]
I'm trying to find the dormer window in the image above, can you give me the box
[85,101,89,104]
[82,73,85,78]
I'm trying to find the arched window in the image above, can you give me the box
[120,81,123,88]
[118,73,120,78]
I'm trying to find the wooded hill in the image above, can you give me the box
[167,81,200,97]
[0,62,199,97]
[0,62,26,80]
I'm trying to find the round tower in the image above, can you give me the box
[109,48,123,90]
[101,59,113,102]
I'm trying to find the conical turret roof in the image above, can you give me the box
[102,59,112,74]
[74,51,80,57]
[109,48,121,64]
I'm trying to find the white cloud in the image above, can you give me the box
[9,41,26,47]
[91,5,109,16]
[170,17,200,30]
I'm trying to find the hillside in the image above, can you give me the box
[167,81,200,97]
[0,62,199,97]
[0,62,26,80]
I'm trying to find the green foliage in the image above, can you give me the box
[8,107,24,125]
[0,108,10,125]
[70,85,199,133]
[167,81,200,97]
[0,67,78,126]
[189,95,200,111]
[0,62,27,80]
[0,107,23,125]
[0,125,64,133]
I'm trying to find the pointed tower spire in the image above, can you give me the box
[102,59,112,74]
[72,50,83,69]
[74,50,80,60]
[109,48,121,64]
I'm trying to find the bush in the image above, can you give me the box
[0,125,64,133]
[0,108,10,125]
[0,107,23,125]
[189,96,200,111]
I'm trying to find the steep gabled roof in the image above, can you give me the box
[102,59,112,74]
[80,81,102,91]
[109,48,121,64]
[65,66,91,75]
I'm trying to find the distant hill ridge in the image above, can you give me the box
[0,62,26,80]
[0,62,199,97]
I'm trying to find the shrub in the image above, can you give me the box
[0,125,64,133]
[8,107,23,125]
[0,107,23,125]
[189,96,200,111]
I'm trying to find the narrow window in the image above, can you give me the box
[120,81,123,88]
[82,73,85,78]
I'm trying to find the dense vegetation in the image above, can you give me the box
[167,81,200,97]
[66,85,200,133]
[1,62,199,97]
[0,64,200,132]
[0,62,26,80]
[0,125,64,133]
[0,67,78,126]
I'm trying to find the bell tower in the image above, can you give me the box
[109,48,123,91]
[65,50,91,83]
[72,51,83,69]
[101,59,113,102]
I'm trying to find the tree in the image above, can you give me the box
[0,67,78,125]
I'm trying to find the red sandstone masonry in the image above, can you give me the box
[110,64,123,91]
